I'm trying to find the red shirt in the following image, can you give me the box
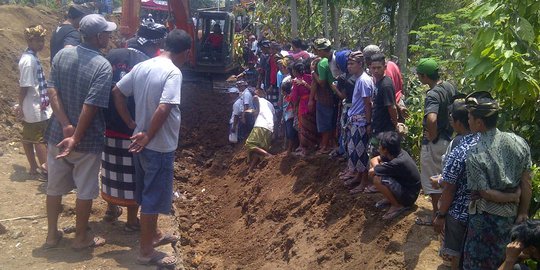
[385,61,403,102]
[270,54,278,86]
[207,33,223,48]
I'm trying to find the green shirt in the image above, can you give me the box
[317,58,335,83]
[466,128,532,217]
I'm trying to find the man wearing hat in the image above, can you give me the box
[50,4,92,63]
[312,38,339,154]
[462,92,532,270]
[415,58,456,226]
[99,22,168,231]
[45,14,116,250]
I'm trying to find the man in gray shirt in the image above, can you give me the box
[44,14,116,250]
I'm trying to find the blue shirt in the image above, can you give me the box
[347,72,373,126]
[441,133,479,222]
[46,44,112,153]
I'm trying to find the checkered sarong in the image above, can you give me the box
[101,137,136,205]
[24,48,49,109]
[346,125,369,173]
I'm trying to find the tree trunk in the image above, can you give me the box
[290,0,298,38]
[396,0,410,71]
[322,0,329,38]
[329,1,340,47]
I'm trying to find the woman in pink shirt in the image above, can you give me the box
[290,61,317,155]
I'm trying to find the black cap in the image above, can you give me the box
[465,91,500,117]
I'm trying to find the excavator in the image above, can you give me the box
[119,0,241,73]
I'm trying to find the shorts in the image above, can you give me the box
[284,118,298,140]
[134,148,175,215]
[420,139,449,194]
[441,215,467,257]
[381,177,420,207]
[315,103,337,133]
[245,127,272,152]
[22,120,49,143]
[46,144,101,200]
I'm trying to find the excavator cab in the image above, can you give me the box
[194,11,236,73]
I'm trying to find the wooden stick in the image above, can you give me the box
[0,215,46,222]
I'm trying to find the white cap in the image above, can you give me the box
[79,14,117,36]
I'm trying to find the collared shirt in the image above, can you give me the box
[441,133,480,222]
[46,44,112,153]
[466,128,532,217]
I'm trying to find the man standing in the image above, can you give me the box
[415,58,456,225]
[50,4,91,63]
[45,14,116,250]
[113,29,192,267]
[311,38,339,154]
[369,53,398,136]
[17,25,52,177]
[100,22,167,229]
[462,91,531,270]
[343,51,373,193]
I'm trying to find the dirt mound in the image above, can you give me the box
[173,83,443,269]
[0,5,61,148]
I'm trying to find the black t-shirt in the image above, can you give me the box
[336,73,356,103]
[104,44,150,136]
[374,150,421,192]
[50,24,81,64]
[372,76,396,134]
[423,81,456,143]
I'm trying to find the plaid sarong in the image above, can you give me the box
[24,48,49,110]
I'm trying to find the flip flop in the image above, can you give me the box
[72,236,106,251]
[137,251,177,267]
[42,231,63,249]
[415,217,434,226]
[375,199,391,209]
[349,184,366,194]
[124,221,141,232]
[153,234,180,248]
[382,207,410,220]
[103,206,123,222]
[363,186,379,194]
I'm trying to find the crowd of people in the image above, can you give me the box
[228,34,536,269]
[13,3,537,269]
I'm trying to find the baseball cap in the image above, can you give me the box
[79,14,117,36]
[416,58,439,76]
[227,87,240,94]
[137,21,167,46]
[313,38,331,50]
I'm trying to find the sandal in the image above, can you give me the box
[103,206,123,222]
[72,236,106,251]
[42,231,63,249]
[153,234,180,248]
[124,219,141,232]
[375,199,390,209]
[137,251,176,267]
[383,207,410,220]
[415,217,434,226]
[363,186,379,194]
[349,184,366,194]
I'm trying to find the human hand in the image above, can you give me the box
[55,137,77,159]
[504,241,524,264]
[308,100,314,111]
[126,119,136,130]
[515,214,528,224]
[433,216,445,234]
[129,132,150,153]
[62,124,75,138]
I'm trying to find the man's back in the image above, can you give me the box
[254,97,275,132]
[50,24,81,64]
[116,56,182,153]
[467,129,531,217]
[47,45,112,152]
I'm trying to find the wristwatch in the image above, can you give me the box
[436,211,447,218]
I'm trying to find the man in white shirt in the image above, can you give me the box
[228,87,243,143]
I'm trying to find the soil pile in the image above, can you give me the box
[174,81,443,269]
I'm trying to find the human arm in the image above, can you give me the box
[231,115,239,133]
[112,85,136,129]
[129,103,174,153]
[498,241,525,270]
[55,104,98,158]
[516,170,532,223]
[48,87,75,137]
[433,183,457,233]
[388,105,399,129]
[478,188,521,203]
[308,78,317,110]
[16,87,31,118]
[330,81,346,100]
[425,113,438,141]
[364,96,372,134]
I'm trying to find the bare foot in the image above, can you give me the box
[71,235,106,250]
